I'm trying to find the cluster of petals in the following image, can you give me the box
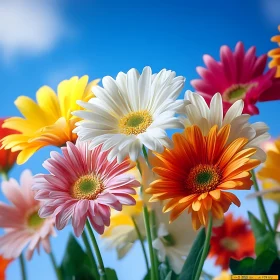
[0,170,56,260]
[2,76,99,164]
[33,141,140,236]
[73,66,185,163]
[209,213,255,269]
[181,91,270,162]
[146,123,262,230]
[191,42,280,115]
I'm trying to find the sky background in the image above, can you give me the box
[0,0,280,279]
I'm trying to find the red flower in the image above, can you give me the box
[0,256,12,279]
[0,118,19,174]
[191,42,280,115]
[209,213,255,270]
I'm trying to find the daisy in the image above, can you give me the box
[33,141,140,236]
[191,42,279,115]
[0,118,19,174]
[102,194,145,259]
[209,213,255,270]
[152,203,197,274]
[268,25,280,78]
[254,138,280,202]
[2,76,99,164]
[0,170,56,260]
[265,26,280,103]
[181,91,270,162]
[146,124,261,230]
[73,67,185,163]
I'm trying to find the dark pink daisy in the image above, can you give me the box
[191,42,279,115]
[33,141,140,236]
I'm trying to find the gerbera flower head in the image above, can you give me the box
[0,170,56,260]
[33,141,140,237]
[268,25,280,78]
[191,42,279,115]
[209,213,255,269]
[0,118,19,173]
[73,67,185,163]
[152,203,197,274]
[0,256,12,280]
[102,194,145,259]
[256,138,280,202]
[2,76,99,164]
[181,91,270,162]
[146,123,261,230]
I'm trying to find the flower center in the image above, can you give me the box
[27,211,44,229]
[161,234,176,247]
[186,164,221,194]
[220,237,240,251]
[71,174,104,200]
[119,111,153,135]
[223,83,257,103]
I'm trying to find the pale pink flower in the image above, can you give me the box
[0,170,56,260]
[33,141,140,236]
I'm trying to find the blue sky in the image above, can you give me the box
[0,0,280,279]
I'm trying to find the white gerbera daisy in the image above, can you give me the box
[180,91,270,162]
[73,67,185,162]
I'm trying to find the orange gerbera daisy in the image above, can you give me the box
[209,213,255,269]
[268,25,280,78]
[0,256,12,279]
[146,124,260,230]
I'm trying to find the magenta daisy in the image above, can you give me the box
[191,42,279,115]
[0,170,56,260]
[33,141,140,236]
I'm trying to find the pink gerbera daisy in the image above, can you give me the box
[33,141,140,236]
[0,170,56,260]
[191,42,279,115]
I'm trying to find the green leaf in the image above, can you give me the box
[253,249,278,274]
[178,228,206,280]
[104,268,118,280]
[248,212,277,255]
[273,205,280,230]
[230,257,255,274]
[164,271,172,280]
[159,263,169,280]
[60,234,96,280]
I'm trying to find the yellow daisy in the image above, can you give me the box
[2,76,99,164]
[257,138,280,202]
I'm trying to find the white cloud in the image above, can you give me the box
[0,0,67,60]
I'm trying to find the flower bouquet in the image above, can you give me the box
[0,26,280,280]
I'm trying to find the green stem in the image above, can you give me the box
[142,146,151,168]
[143,206,158,280]
[150,210,159,277]
[193,216,213,280]
[251,170,274,235]
[131,216,149,275]
[86,220,107,280]
[19,254,27,280]
[82,230,99,279]
[49,251,62,280]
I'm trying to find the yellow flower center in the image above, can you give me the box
[186,164,221,194]
[119,111,153,135]
[71,174,104,200]
[27,211,44,229]
[223,83,257,103]
[220,237,239,251]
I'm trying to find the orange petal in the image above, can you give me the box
[209,189,221,200]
